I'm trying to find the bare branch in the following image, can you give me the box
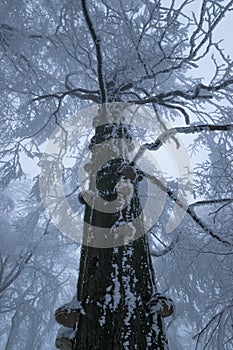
[142,171,232,246]
[133,123,233,163]
[81,0,107,103]
[190,1,233,60]
[31,88,99,103]
[190,198,233,207]
[131,79,233,105]
[0,252,32,294]
[150,236,179,257]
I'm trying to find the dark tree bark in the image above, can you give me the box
[73,107,168,350]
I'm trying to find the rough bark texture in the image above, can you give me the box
[73,108,168,350]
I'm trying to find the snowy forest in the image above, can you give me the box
[0,0,233,349]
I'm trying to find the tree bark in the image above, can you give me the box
[73,106,168,350]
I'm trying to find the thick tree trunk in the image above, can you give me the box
[74,243,167,349]
[73,106,168,350]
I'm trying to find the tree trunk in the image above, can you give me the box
[73,106,168,350]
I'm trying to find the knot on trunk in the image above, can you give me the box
[147,293,174,317]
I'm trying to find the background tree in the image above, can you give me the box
[0,0,233,349]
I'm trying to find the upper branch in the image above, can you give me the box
[133,123,233,163]
[130,79,233,105]
[81,0,107,103]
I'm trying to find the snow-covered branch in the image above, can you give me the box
[133,123,233,163]
[131,79,233,105]
[143,171,232,246]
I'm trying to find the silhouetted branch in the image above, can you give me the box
[81,0,107,103]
